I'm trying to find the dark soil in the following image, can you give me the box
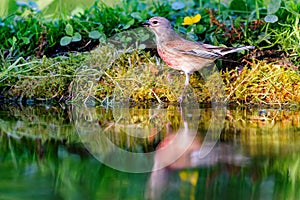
[44,39,100,57]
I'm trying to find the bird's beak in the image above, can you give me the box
[142,20,150,27]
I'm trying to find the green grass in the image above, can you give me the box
[2,0,299,61]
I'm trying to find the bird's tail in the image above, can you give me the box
[220,46,255,55]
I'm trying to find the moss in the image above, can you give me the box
[2,54,84,101]
[77,45,183,104]
[1,44,299,107]
[84,46,300,107]
[223,61,300,106]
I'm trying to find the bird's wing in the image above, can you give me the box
[178,48,222,59]
[165,40,225,59]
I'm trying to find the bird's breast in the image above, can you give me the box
[157,46,180,69]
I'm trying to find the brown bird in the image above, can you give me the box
[143,16,254,102]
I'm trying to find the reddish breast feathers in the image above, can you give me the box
[157,48,178,67]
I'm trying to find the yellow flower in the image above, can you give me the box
[182,14,201,25]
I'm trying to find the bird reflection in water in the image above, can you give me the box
[146,107,249,200]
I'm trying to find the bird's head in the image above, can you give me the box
[142,17,173,35]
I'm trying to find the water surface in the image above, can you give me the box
[0,104,300,199]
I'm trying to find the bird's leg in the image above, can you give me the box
[178,72,190,103]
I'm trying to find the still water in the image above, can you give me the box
[0,103,300,199]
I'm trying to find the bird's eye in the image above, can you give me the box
[152,21,158,25]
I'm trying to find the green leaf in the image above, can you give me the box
[8,36,17,45]
[72,32,82,42]
[99,35,106,43]
[178,26,187,34]
[196,24,206,34]
[131,12,142,21]
[123,19,135,30]
[89,30,101,39]
[60,36,72,46]
[140,33,149,42]
[98,23,104,31]
[65,24,73,36]
[234,16,242,28]
[137,3,146,11]
[138,43,146,49]
[21,37,30,44]
[121,36,132,43]
[186,32,198,41]
[172,2,185,10]
[267,0,281,14]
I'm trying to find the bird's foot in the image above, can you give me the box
[178,95,185,104]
